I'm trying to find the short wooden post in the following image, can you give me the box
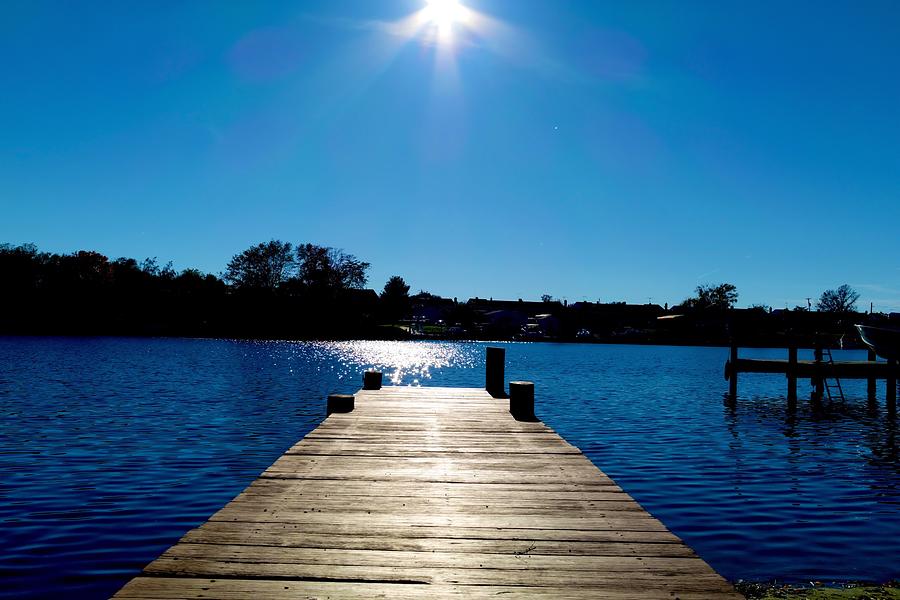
[327,394,354,416]
[868,349,878,403]
[888,359,897,413]
[728,345,738,399]
[787,346,798,407]
[486,347,505,398]
[363,370,383,390]
[509,381,535,421]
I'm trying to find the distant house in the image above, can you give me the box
[410,293,455,325]
[530,313,560,337]
[482,309,528,337]
[570,301,664,336]
[412,304,448,324]
[467,297,563,316]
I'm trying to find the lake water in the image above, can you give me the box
[1,337,898,598]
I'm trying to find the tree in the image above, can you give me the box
[680,283,738,310]
[541,294,554,303]
[817,284,859,313]
[295,243,369,293]
[175,268,224,294]
[224,240,295,291]
[140,257,161,276]
[382,275,410,299]
[0,243,44,290]
[380,276,411,322]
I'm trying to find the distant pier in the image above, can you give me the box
[726,344,899,409]
[115,351,739,598]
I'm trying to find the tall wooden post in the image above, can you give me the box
[867,349,877,404]
[888,359,897,414]
[813,342,824,401]
[728,344,738,399]
[486,347,505,398]
[509,381,535,421]
[787,346,798,409]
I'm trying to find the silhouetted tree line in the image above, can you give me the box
[0,242,892,345]
[0,241,405,339]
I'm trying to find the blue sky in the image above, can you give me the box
[2,0,899,310]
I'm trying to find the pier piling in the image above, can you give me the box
[889,359,897,413]
[812,343,824,401]
[787,346,798,408]
[485,346,505,398]
[728,345,738,398]
[868,350,878,404]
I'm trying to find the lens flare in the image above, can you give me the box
[422,0,468,30]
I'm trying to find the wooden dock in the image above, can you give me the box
[114,384,739,599]
[726,344,898,407]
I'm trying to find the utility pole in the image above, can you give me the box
[806,297,812,310]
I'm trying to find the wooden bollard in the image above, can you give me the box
[486,347,505,398]
[509,381,535,421]
[327,394,354,416]
[363,370,382,390]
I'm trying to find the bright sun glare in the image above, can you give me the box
[422,0,467,29]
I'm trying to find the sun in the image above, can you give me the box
[422,0,468,29]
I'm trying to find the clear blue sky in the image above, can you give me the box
[2,0,899,310]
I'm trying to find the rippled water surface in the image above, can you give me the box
[1,337,898,598]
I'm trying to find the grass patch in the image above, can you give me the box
[736,582,900,599]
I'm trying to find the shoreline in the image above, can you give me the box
[0,330,876,351]
[737,581,900,599]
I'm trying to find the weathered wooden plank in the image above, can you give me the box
[242,478,626,496]
[224,496,645,512]
[113,386,739,599]
[181,526,693,555]
[158,543,711,573]
[116,577,738,599]
[182,519,684,542]
[286,442,582,455]
[208,509,671,531]
[142,559,734,588]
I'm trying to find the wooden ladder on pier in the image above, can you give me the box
[821,347,846,402]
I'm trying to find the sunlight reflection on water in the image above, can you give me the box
[317,340,481,385]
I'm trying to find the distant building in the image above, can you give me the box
[410,293,455,325]
[467,297,562,315]
[482,309,528,337]
[570,301,664,336]
[530,313,560,337]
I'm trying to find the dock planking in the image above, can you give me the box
[114,385,740,599]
